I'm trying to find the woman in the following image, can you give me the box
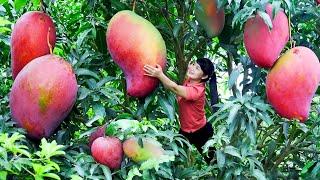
[143,58,218,164]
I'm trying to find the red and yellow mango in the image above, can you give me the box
[106,10,167,98]
[244,4,289,68]
[195,0,225,37]
[123,137,165,162]
[11,11,56,79]
[266,46,320,122]
[9,54,78,139]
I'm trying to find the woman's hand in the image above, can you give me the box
[143,64,163,78]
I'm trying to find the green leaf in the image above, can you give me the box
[257,11,273,29]
[76,68,99,80]
[14,0,27,10]
[224,146,241,159]
[70,175,83,180]
[0,171,7,180]
[246,121,256,143]
[100,165,112,180]
[173,22,182,38]
[158,96,175,120]
[43,173,61,180]
[271,1,281,19]
[227,104,241,125]
[252,169,266,180]
[0,17,12,26]
[78,87,91,100]
[139,155,175,171]
[127,167,142,180]
[283,0,292,11]
[228,68,241,89]
[77,29,91,48]
[32,0,40,8]
[216,150,225,169]
[0,0,8,5]
[301,161,316,174]
[36,139,65,160]
[257,112,273,126]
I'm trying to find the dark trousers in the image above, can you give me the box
[179,122,216,164]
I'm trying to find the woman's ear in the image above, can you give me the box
[201,75,208,80]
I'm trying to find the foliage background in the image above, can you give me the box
[0,0,319,179]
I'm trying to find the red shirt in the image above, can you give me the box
[177,79,206,133]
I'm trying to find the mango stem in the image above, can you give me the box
[47,27,53,54]
[40,0,44,12]
[132,0,136,12]
[288,11,295,48]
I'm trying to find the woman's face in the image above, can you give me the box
[186,62,206,81]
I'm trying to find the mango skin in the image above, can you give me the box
[11,11,56,79]
[266,46,320,122]
[9,54,78,139]
[91,137,123,169]
[244,4,289,68]
[123,137,165,162]
[106,10,167,98]
[195,0,225,37]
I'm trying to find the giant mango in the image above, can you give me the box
[195,0,225,37]
[106,10,167,98]
[244,4,289,68]
[10,54,78,139]
[266,46,320,122]
[11,11,56,79]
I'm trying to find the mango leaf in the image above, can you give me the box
[0,17,11,26]
[228,67,241,89]
[224,145,241,159]
[32,0,40,8]
[70,175,83,180]
[173,22,182,38]
[283,0,292,11]
[246,122,256,143]
[0,171,7,180]
[139,155,175,171]
[252,169,266,180]
[78,87,91,100]
[76,68,99,80]
[0,0,8,5]
[227,104,241,125]
[158,96,175,120]
[301,161,316,174]
[127,167,142,180]
[36,139,65,160]
[14,0,27,10]
[100,165,112,180]
[108,119,140,132]
[77,29,91,48]
[216,150,225,169]
[258,11,273,29]
[43,173,61,180]
[271,1,281,19]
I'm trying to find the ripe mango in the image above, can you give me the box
[123,137,165,162]
[9,54,78,139]
[91,136,123,169]
[244,4,289,68]
[106,10,167,98]
[11,11,56,79]
[195,0,225,37]
[266,46,320,122]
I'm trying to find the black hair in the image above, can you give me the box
[196,58,219,113]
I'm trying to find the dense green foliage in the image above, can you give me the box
[0,0,319,179]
